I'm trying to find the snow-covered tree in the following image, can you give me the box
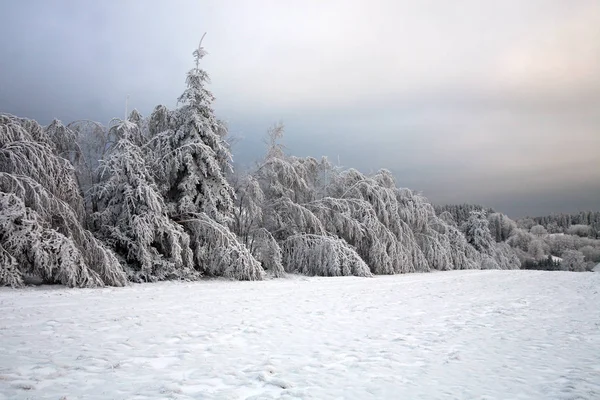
[566,224,593,238]
[92,119,197,282]
[282,234,371,277]
[228,172,285,277]
[250,228,285,277]
[0,114,127,287]
[241,125,490,276]
[528,239,547,260]
[178,213,264,280]
[560,250,587,272]
[463,210,519,269]
[44,119,82,166]
[530,225,547,237]
[144,39,263,281]
[150,38,234,223]
[579,245,600,263]
[488,213,517,242]
[462,211,494,253]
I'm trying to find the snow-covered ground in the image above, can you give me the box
[1,270,599,400]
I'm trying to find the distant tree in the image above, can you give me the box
[488,213,517,242]
[521,254,561,271]
[530,225,547,237]
[579,245,600,263]
[528,239,547,260]
[462,211,519,269]
[546,222,562,234]
[566,224,592,238]
[507,229,534,253]
[517,218,535,230]
[462,211,494,253]
[560,250,587,272]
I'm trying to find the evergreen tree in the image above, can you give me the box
[151,37,234,223]
[92,119,196,282]
[148,38,263,280]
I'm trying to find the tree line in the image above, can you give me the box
[3,41,591,288]
[433,204,600,271]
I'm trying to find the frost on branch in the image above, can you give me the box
[282,234,372,277]
[462,210,520,269]
[44,119,82,166]
[266,197,326,239]
[462,210,495,253]
[1,114,85,218]
[0,192,103,287]
[306,197,407,274]
[92,121,196,283]
[231,174,264,247]
[0,114,127,287]
[180,213,264,280]
[249,228,285,277]
[241,124,493,275]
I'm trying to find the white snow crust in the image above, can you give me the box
[1,270,599,399]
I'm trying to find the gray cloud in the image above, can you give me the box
[1,0,599,217]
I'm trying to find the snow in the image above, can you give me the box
[1,270,599,399]
[552,255,564,263]
[593,263,600,272]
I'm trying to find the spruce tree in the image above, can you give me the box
[92,119,196,282]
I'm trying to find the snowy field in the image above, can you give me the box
[1,270,599,400]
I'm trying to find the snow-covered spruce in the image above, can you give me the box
[141,41,264,281]
[92,119,197,283]
[0,114,127,287]
[148,40,234,223]
[282,234,372,277]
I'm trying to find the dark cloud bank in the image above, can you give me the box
[1,0,598,218]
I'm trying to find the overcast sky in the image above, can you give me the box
[1,0,599,217]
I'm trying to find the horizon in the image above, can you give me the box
[1,0,599,218]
